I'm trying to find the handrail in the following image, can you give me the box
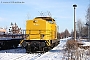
[22,30,56,40]
[0,34,28,39]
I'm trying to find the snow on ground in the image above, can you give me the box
[36,38,90,60]
[0,48,26,53]
[0,53,42,60]
[0,38,70,60]
[36,38,70,60]
[0,47,43,60]
[2,37,90,60]
[82,42,90,46]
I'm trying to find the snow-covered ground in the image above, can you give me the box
[0,48,43,60]
[37,38,70,60]
[37,38,90,60]
[0,37,90,60]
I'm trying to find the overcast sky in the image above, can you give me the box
[0,0,89,32]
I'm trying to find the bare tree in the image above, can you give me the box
[64,29,70,38]
[76,19,83,37]
[85,4,90,41]
[86,4,90,22]
[60,29,70,38]
[81,26,88,38]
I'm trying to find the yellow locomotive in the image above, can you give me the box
[21,16,60,53]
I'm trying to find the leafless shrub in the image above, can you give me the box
[66,40,78,50]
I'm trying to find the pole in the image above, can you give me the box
[73,4,77,40]
[74,6,76,40]
[88,26,89,41]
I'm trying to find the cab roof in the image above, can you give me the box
[34,17,55,21]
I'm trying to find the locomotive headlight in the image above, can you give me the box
[33,20,37,23]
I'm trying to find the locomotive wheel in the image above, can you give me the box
[43,47,48,52]
[21,41,27,48]
[26,44,32,53]
[48,47,51,50]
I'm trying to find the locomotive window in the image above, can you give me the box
[48,20,54,24]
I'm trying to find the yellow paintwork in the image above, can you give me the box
[25,17,58,46]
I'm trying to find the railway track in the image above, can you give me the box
[0,48,26,53]
[0,48,43,60]
[13,53,42,60]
